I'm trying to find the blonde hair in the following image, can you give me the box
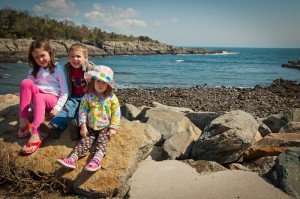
[69,43,88,58]
[86,79,113,98]
[28,38,55,78]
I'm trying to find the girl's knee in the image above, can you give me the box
[20,79,34,88]
[33,93,45,104]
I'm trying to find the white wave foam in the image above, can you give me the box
[212,51,239,55]
[222,50,239,55]
[176,60,184,62]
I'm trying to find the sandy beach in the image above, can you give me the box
[128,159,293,199]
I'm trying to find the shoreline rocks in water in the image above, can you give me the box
[282,60,300,70]
[0,38,225,63]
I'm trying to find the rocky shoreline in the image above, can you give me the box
[0,78,299,198]
[0,39,225,63]
[116,78,300,118]
[0,78,298,118]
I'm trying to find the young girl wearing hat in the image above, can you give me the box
[56,65,121,171]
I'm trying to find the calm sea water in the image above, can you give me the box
[0,47,299,95]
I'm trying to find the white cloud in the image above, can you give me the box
[84,3,146,30]
[33,0,79,18]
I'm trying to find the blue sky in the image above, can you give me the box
[1,0,299,48]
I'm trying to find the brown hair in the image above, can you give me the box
[28,38,55,78]
[69,43,88,58]
[86,79,113,98]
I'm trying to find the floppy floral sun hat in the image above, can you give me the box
[84,65,114,88]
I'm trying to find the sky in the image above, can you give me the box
[0,0,299,48]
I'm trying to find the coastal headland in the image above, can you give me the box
[0,39,225,63]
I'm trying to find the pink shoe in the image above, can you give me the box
[84,159,102,172]
[56,158,76,169]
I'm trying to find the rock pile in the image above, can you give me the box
[0,90,299,198]
[116,78,300,118]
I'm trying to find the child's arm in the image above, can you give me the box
[52,64,69,115]
[109,94,121,136]
[80,123,88,137]
[78,94,90,136]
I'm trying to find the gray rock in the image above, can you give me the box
[135,107,202,159]
[275,147,300,199]
[120,103,141,121]
[262,113,287,133]
[258,120,273,137]
[191,110,259,164]
[279,122,300,133]
[185,111,224,131]
[183,159,227,174]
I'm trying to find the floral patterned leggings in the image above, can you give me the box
[71,128,110,158]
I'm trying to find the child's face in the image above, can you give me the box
[32,48,51,68]
[69,49,88,69]
[94,79,108,94]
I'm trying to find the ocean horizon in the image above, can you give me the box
[0,47,299,95]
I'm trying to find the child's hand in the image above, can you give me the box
[50,108,59,117]
[108,128,116,137]
[80,124,88,137]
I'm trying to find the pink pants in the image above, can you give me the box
[19,79,58,135]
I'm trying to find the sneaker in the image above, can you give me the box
[84,159,102,172]
[56,158,76,169]
[39,123,61,139]
[68,119,81,140]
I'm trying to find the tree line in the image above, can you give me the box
[0,7,159,46]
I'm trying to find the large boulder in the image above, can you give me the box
[243,133,300,161]
[0,94,161,198]
[274,147,300,198]
[185,111,224,131]
[191,110,260,164]
[261,108,300,133]
[120,103,142,121]
[135,107,201,159]
[136,107,201,140]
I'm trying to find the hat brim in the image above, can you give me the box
[84,71,114,88]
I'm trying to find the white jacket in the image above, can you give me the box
[28,63,69,112]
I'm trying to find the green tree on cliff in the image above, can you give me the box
[0,7,159,44]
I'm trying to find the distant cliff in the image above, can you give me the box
[0,39,224,63]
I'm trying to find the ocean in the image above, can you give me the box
[0,47,299,95]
